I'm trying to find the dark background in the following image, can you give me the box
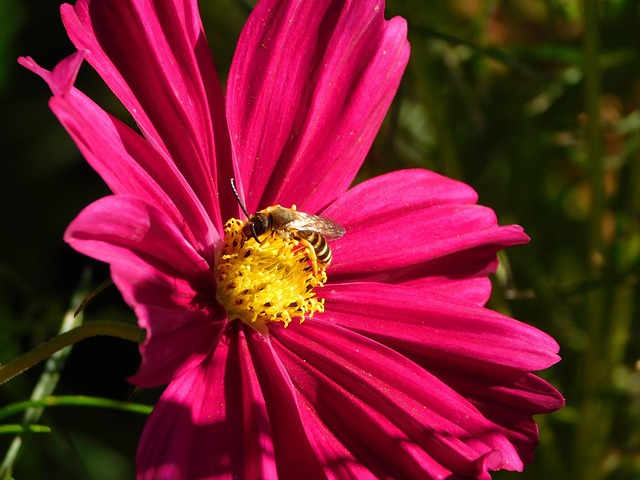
[1,0,639,478]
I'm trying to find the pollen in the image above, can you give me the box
[215,218,327,332]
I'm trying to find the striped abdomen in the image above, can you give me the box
[296,230,332,265]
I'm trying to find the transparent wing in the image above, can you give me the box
[286,211,346,239]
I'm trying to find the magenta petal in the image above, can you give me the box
[51,91,221,255]
[61,0,234,228]
[324,168,481,219]
[227,0,410,212]
[322,282,560,373]
[398,251,497,306]
[320,282,564,464]
[436,372,564,467]
[246,329,328,480]
[18,52,83,97]
[65,195,221,386]
[271,320,525,477]
[406,275,494,306]
[137,323,330,479]
[137,327,275,479]
[21,53,220,256]
[323,170,529,284]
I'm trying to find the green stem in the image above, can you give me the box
[0,395,152,422]
[584,3,605,264]
[574,1,607,479]
[73,278,113,316]
[409,37,463,180]
[0,320,145,385]
[0,425,52,436]
[1,276,145,477]
[1,278,90,476]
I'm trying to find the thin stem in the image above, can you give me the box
[0,320,145,385]
[1,278,90,476]
[0,425,52,435]
[409,37,463,180]
[0,278,145,478]
[574,1,607,479]
[73,278,113,317]
[0,395,152,422]
[584,3,605,264]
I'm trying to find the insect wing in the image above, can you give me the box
[286,211,346,239]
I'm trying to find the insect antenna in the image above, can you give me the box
[230,178,262,243]
[230,178,251,218]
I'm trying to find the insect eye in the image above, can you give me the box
[241,223,254,238]
[252,215,269,236]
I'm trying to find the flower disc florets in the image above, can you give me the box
[216,218,327,332]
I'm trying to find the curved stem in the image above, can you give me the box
[0,321,145,385]
[574,1,606,479]
[2,278,90,476]
[0,395,152,422]
[0,425,52,435]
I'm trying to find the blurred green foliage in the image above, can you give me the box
[1,0,640,478]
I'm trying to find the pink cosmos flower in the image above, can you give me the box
[21,0,563,478]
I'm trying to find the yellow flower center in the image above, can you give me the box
[215,218,327,333]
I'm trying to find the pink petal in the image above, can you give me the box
[128,303,223,387]
[322,170,529,284]
[137,326,275,479]
[138,324,329,479]
[319,281,564,464]
[18,51,83,97]
[322,282,560,374]
[437,372,564,466]
[61,0,234,228]
[65,195,221,386]
[227,0,410,213]
[271,320,525,477]
[323,168,481,218]
[288,393,378,480]
[247,329,328,479]
[397,250,497,306]
[20,54,220,256]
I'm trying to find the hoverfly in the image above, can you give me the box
[230,179,345,269]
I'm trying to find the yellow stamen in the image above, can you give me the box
[215,218,327,333]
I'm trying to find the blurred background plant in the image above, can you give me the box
[1,0,639,478]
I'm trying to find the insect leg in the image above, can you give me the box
[295,236,319,276]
